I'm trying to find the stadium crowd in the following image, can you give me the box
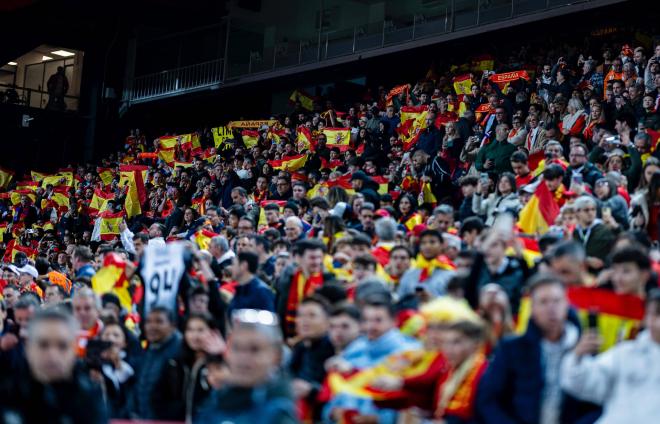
[1,28,660,424]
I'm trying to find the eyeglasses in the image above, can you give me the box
[569,153,586,158]
[580,207,597,212]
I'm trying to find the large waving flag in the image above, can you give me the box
[268,154,307,172]
[296,126,313,150]
[89,189,115,215]
[517,180,559,235]
[97,167,114,186]
[16,180,39,192]
[385,83,409,106]
[212,126,233,149]
[194,228,219,250]
[323,127,351,147]
[242,130,260,148]
[157,147,176,166]
[289,89,314,111]
[98,210,124,241]
[91,252,132,310]
[453,74,473,96]
[119,165,147,219]
[0,167,14,189]
[158,135,179,149]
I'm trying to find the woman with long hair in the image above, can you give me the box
[172,312,226,423]
[636,157,660,191]
[583,101,604,141]
[594,177,629,230]
[472,173,521,226]
[396,193,422,233]
[630,171,660,242]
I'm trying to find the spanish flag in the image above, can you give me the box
[258,200,286,229]
[420,181,437,206]
[320,158,343,170]
[268,154,307,172]
[89,189,114,215]
[402,213,423,233]
[9,243,37,262]
[242,130,260,148]
[43,187,70,211]
[517,287,645,352]
[323,127,350,147]
[296,126,312,150]
[289,89,314,111]
[0,222,6,240]
[30,170,49,182]
[98,210,124,241]
[371,176,389,195]
[97,167,114,186]
[453,74,473,96]
[0,167,14,189]
[517,180,559,235]
[157,147,176,166]
[16,181,39,191]
[191,196,207,216]
[91,252,132,310]
[159,135,179,149]
[10,189,36,205]
[119,165,147,219]
[194,228,218,250]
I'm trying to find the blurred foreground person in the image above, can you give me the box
[0,309,107,423]
[195,309,297,423]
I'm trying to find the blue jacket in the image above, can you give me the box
[228,276,275,317]
[416,126,441,156]
[477,316,599,424]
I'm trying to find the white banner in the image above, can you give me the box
[141,242,186,316]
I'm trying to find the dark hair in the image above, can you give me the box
[549,241,586,262]
[647,288,660,309]
[251,235,271,252]
[15,296,40,310]
[300,294,331,315]
[237,251,259,274]
[188,285,209,300]
[510,151,528,164]
[611,246,651,270]
[353,254,377,269]
[419,229,443,243]
[526,273,565,296]
[615,111,636,129]
[543,164,566,180]
[330,302,361,321]
[362,298,396,318]
[239,216,255,229]
[460,216,484,236]
[182,312,219,365]
[294,238,327,255]
[149,306,176,324]
[309,197,330,210]
[389,245,412,258]
[350,233,372,248]
[264,203,280,211]
[133,233,149,244]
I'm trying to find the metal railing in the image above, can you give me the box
[126,0,594,102]
[0,83,79,111]
[127,58,224,103]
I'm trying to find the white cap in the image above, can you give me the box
[17,264,38,279]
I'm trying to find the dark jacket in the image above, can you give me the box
[417,126,442,156]
[572,222,617,262]
[288,336,335,419]
[275,264,335,336]
[195,374,297,424]
[477,317,598,424]
[466,253,530,314]
[0,360,107,423]
[228,276,276,318]
[130,332,183,420]
[562,162,602,190]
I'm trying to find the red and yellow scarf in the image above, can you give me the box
[436,351,488,420]
[285,270,324,337]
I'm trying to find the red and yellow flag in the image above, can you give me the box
[517,180,559,235]
[212,126,233,149]
[9,243,37,262]
[323,127,351,147]
[10,189,36,205]
[159,135,179,149]
[472,54,494,71]
[89,189,114,215]
[98,210,124,241]
[453,74,473,96]
[268,154,308,172]
[0,167,14,189]
[97,167,114,186]
[91,252,132,310]
[16,181,38,192]
[157,148,176,166]
[289,89,314,111]
[194,228,218,250]
[242,130,260,149]
[119,165,147,219]
[385,84,410,106]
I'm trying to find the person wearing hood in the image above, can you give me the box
[593,177,629,230]
[350,171,380,193]
[571,196,617,270]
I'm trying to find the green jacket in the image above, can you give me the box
[475,139,516,174]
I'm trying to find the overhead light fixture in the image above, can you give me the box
[42,55,53,61]
[7,62,17,66]
[51,50,75,57]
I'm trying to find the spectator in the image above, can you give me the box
[475,123,515,174]
[227,251,275,317]
[572,196,617,268]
